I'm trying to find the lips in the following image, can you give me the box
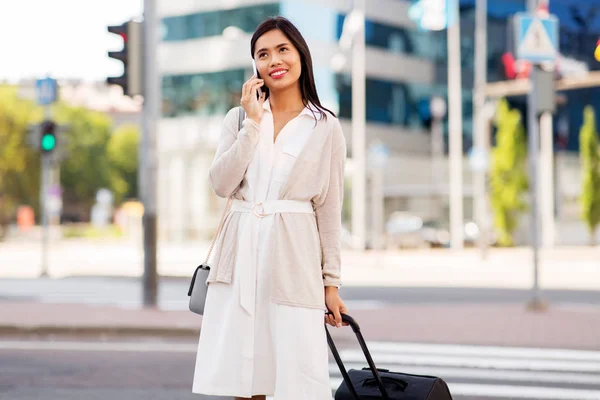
[269,69,288,79]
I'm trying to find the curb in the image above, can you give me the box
[0,324,201,338]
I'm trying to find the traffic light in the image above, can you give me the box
[40,120,57,153]
[107,20,143,96]
[595,39,600,62]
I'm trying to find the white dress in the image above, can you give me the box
[192,104,333,399]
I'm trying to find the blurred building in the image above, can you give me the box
[16,79,142,127]
[156,0,600,244]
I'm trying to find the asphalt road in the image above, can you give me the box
[1,276,599,310]
[2,338,599,400]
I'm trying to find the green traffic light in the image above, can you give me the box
[41,134,56,151]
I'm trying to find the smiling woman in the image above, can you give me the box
[191,16,348,400]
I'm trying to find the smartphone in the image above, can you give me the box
[252,59,263,99]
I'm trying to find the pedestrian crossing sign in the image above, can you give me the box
[515,12,559,63]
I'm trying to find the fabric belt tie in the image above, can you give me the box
[230,199,314,315]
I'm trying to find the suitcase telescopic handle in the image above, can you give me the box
[326,313,389,400]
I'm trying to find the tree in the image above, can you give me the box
[107,124,140,204]
[489,99,529,247]
[53,104,114,218]
[579,105,600,245]
[0,86,42,230]
[0,85,140,228]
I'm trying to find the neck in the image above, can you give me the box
[268,84,305,113]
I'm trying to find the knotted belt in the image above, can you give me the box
[230,199,315,315]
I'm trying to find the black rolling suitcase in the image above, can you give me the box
[326,314,453,400]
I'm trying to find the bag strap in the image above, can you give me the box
[203,106,246,265]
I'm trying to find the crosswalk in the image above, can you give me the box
[327,341,600,399]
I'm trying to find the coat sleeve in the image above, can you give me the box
[209,107,261,198]
[314,121,346,287]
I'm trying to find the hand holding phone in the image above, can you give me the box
[241,61,266,124]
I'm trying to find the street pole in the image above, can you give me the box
[540,111,555,247]
[527,65,544,310]
[351,0,367,250]
[40,105,51,278]
[526,0,546,311]
[473,0,488,258]
[142,0,159,307]
[430,96,446,220]
[369,167,384,250]
[448,0,464,249]
[537,0,555,249]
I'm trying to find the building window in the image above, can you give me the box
[162,69,246,118]
[161,4,280,41]
[335,15,446,61]
[335,74,446,129]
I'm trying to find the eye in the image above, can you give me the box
[258,52,267,58]
[280,47,289,52]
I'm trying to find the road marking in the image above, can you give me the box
[329,363,600,385]
[340,350,600,372]
[4,339,600,399]
[365,341,600,361]
[448,383,600,399]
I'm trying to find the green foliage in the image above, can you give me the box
[107,124,139,204]
[0,86,43,224]
[489,99,529,247]
[0,85,140,226]
[579,106,600,243]
[53,104,114,213]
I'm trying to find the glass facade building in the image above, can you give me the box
[160,0,600,153]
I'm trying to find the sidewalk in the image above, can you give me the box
[1,300,599,351]
[2,239,600,290]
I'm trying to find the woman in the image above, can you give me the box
[193,16,347,400]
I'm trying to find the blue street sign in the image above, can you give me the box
[35,77,58,105]
[515,12,559,63]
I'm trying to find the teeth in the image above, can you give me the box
[271,70,286,77]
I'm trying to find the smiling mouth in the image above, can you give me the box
[270,70,288,78]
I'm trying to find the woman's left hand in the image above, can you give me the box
[325,286,348,328]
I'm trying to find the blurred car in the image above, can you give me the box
[385,213,496,249]
[421,220,497,248]
[385,212,427,249]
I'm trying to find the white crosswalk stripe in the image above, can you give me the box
[327,341,600,399]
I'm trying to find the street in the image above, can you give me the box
[2,242,600,399]
[2,276,600,399]
[2,337,600,400]
[2,276,600,310]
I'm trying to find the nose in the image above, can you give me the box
[269,53,283,68]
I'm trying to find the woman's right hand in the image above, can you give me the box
[240,74,266,125]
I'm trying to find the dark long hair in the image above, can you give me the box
[250,16,336,121]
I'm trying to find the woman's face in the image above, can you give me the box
[253,29,302,93]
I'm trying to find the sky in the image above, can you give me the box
[0,0,143,83]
